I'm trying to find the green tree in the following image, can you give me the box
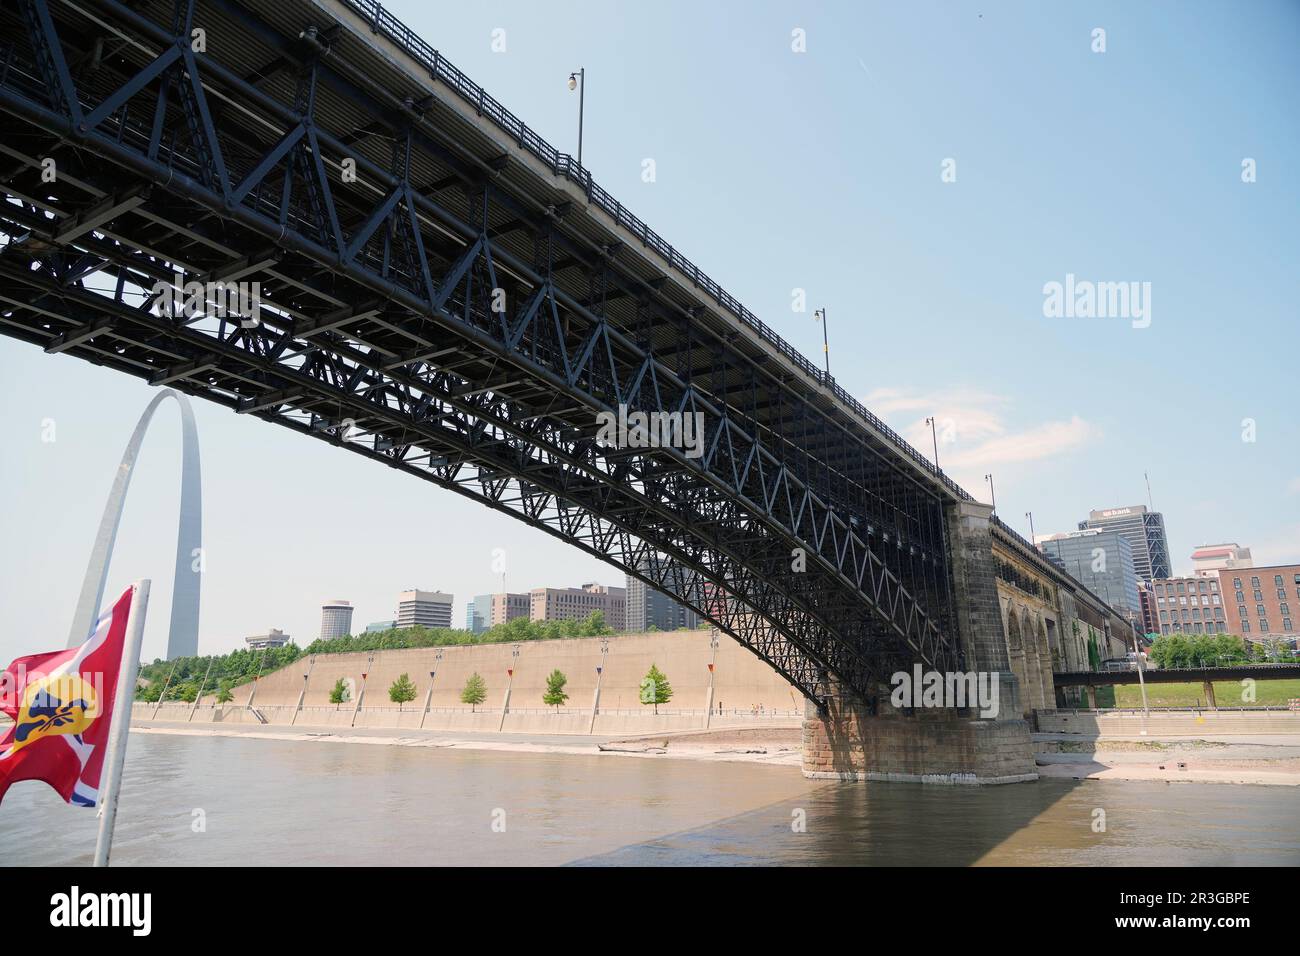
[1167,634,1193,668]
[215,679,234,704]
[329,677,351,709]
[461,672,487,712]
[388,673,417,710]
[1213,634,1247,665]
[542,669,569,709]
[1148,635,1171,669]
[639,663,673,714]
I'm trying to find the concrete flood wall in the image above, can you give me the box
[1037,709,1300,736]
[199,629,804,717]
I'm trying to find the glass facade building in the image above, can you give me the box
[1040,529,1141,621]
[1077,505,1171,581]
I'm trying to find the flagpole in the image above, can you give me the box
[93,578,150,868]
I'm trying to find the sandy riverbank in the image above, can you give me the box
[1033,736,1300,786]
[129,720,1300,784]
[131,720,805,768]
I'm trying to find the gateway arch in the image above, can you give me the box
[66,389,202,658]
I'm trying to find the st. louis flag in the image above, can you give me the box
[0,586,135,807]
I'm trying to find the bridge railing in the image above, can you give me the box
[341,0,971,502]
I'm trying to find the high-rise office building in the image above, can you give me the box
[320,600,354,640]
[1077,505,1171,581]
[395,590,454,629]
[466,594,492,634]
[1040,529,1141,620]
[529,583,625,630]
[625,564,700,632]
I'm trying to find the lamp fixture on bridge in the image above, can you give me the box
[812,307,830,379]
[567,68,585,169]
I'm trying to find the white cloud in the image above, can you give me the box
[941,416,1100,469]
[862,386,1101,483]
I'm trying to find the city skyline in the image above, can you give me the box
[1,0,1296,664]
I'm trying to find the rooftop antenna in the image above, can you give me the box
[1144,471,1154,510]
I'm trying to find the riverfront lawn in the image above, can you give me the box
[1106,678,1300,709]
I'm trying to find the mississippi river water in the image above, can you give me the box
[2,733,1297,866]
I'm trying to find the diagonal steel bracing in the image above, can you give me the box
[0,0,968,700]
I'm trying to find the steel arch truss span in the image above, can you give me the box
[0,0,963,701]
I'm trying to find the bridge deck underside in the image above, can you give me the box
[0,0,965,698]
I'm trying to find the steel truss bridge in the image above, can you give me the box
[0,0,976,702]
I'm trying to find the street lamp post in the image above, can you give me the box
[243,648,268,715]
[704,631,720,729]
[291,655,315,726]
[152,660,179,719]
[420,649,444,729]
[500,643,521,731]
[924,416,940,470]
[984,473,997,514]
[813,308,830,379]
[1025,511,1036,546]
[351,653,374,727]
[189,658,214,723]
[589,636,609,733]
[1130,625,1150,734]
[567,68,585,169]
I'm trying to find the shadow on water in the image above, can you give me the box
[570,776,1087,866]
[571,773,1300,866]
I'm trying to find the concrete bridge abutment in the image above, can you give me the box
[801,500,1038,784]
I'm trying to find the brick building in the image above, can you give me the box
[529,583,626,630]
[1149,575,1226,635]
[490,592,530,626]
[1220,564,1300,638]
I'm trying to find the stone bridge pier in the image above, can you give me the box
[802,501,1038,784]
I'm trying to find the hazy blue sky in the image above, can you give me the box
[2,0,1296,663]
